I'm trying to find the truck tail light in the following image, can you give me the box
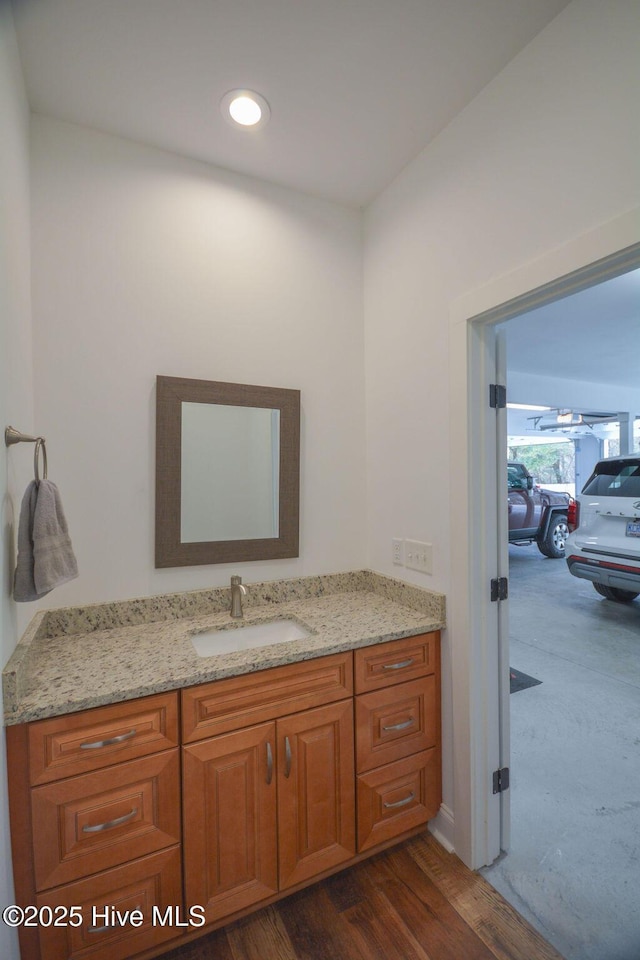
[567,497,580,532]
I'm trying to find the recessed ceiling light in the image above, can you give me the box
[221,89,270,129]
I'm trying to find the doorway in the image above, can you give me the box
[483,271,640,960]
[460,247,640,960]
[447,222,640,875]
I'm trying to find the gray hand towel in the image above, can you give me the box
[13,479,79,602]
[13,481,40,602]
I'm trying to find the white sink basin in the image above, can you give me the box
[190,618,311,657]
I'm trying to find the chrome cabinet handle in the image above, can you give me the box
[266,741,273,785]
[82,806,138,833]
[383,792,415,810]
[382,718,415,733]
[284,736,292,778]
[80,728,137,750]
[382,658,414,671]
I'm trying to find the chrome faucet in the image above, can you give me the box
[230,575,247,618]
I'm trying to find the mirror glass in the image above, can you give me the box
[181,402,280,542]
[155,376,300,567]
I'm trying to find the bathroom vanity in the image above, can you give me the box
[3,571,445,960]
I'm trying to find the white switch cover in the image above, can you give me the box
[392,538,404,565]
[405,539,432,574]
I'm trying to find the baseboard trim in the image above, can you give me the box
[429,803,455,853]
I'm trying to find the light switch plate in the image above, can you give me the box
[405,539,432,574]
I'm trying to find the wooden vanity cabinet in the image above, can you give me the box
[6,691,181,960]
[7,633,441,960]
[181,655,355,925]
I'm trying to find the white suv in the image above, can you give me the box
[565,454,640,602]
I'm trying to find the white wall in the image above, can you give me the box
[28,116,366,618]
[363,0,640,859]
[0,6,33,956]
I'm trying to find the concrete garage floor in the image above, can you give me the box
[480,546,640,960]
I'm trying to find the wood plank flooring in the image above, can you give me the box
[158,833,565,960]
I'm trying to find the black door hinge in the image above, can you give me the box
[489,383,507,409]
[490,577,508,602]
[493,767,510,794]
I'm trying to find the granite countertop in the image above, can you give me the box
[3,570,446,725]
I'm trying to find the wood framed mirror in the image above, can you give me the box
[155,376,300,567]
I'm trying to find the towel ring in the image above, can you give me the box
[34,438,48,482]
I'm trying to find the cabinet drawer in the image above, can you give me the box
[355,676,437,773]
[182,652,353,743]
[357,749,441,852]
[354,632,438,694]
[35,846,182,960]
[28,692,179,785]
[32,749,181,891]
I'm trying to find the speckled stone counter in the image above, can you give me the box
[3,570,445,725]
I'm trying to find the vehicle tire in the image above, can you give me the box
[537,513,569,559]
[593,583,639,602]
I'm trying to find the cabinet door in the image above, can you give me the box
[183,722,278,923]
[277,699,355,890]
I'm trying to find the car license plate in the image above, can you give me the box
[627,521,640,538]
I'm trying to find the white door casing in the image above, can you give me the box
[447,211,640,870]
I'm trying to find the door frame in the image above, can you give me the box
[447,210,640,870]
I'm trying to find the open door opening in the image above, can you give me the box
[466,248,640,960]
[456,239,640,871]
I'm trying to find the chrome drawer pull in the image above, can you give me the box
[382,718,415,733]
[266,741,273,785]
[80,728,137,750]
[382,658,414,671]
[284,736,292,779]
[82,806,138,833]
[383,791,415,810]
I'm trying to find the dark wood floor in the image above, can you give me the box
[158,833,565,960]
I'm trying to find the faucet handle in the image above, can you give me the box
[230,575,247,618]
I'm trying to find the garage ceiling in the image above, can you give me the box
[506,269,640,391]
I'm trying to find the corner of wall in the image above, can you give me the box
[1,6,33,956]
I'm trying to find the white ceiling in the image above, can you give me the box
[10,0,637,397]
[11,0,569,208]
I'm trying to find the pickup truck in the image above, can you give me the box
[507,461,571,558]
